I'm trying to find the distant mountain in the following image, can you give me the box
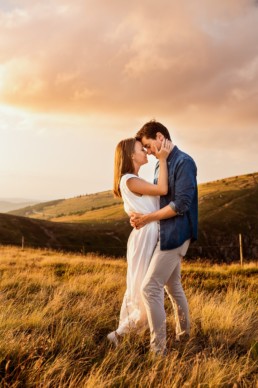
[0,199,39,213]
[5,172,258,261]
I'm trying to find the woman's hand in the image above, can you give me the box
[155,139,172,161]
[130,212,147,229]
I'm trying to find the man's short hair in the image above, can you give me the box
[135,120,171,141]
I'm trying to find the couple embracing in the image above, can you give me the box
[108,120,198,356]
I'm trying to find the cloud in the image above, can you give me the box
[0,0,257,130]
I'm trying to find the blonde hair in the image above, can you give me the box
[113,138,136,198]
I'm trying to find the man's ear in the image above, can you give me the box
[156,132,164,141]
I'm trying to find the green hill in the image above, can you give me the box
[4,172,258,261]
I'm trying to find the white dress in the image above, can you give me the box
[116,173,159,335]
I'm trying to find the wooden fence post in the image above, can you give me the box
[22,236,24,250]
[239,233,243,266]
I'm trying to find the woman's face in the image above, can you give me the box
[132,140,148,167]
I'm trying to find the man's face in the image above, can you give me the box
[141,133,164,157]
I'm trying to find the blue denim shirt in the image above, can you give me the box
[154,146,198,250]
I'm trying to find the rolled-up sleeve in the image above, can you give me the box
[169,158,197,215]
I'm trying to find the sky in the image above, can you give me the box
[0,0,257,200]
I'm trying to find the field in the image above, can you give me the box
[0,246,257,387]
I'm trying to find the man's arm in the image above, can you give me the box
[171,157,197,215]
[130,205,177,229]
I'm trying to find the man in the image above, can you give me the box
[131,120,198,355]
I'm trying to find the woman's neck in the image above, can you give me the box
[133,167,139,176]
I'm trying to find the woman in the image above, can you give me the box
[107,137,171,346]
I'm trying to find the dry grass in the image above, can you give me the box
[50,204,126,223]
[15,191,123,221]
[0,246,257,387]
[198,172,258,199]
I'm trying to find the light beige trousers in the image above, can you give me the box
[141,238,190,353]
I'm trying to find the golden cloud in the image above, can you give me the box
[0,0,257,129]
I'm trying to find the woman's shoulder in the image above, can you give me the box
[120,173,139,184]
[120,174,141,194]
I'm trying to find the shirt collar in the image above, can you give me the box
[167,145,178,163]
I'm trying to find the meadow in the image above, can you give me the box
[0,246,257,387]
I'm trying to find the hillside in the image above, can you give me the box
[192,172,258,261]
[0,246,257,386]
[0,213,130,257]
[5,172,258,261]
[9,191,123,221]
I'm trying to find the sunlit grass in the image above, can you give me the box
[0,246,257,387]
[50,204,126,223]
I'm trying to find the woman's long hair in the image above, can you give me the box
[113,138,136,198]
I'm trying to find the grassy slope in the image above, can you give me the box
[0,213,130,256]
[198,173,258,228]
[194,173,258,261]
[52,204,127,223]
[0,246,257,387]
[9,191,123,221]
